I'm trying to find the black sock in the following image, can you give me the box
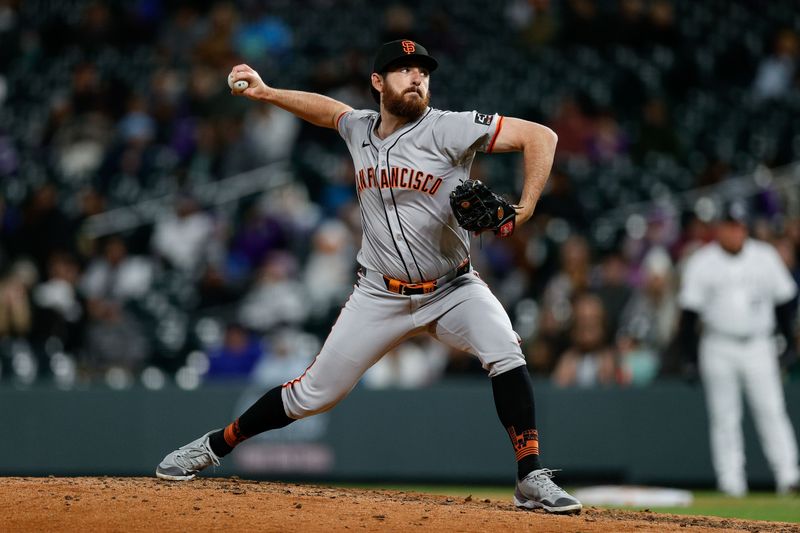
[491,365,542,480]
[208,385,294,458]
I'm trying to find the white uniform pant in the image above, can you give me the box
[699,333,800,494]
[281,270,526,419]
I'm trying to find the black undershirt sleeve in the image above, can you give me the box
[676,309,700,365]
[774,300,796,344]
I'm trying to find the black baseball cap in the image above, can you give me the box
[373,39,438,74]
[719,199,749,224]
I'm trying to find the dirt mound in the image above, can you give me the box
[2,477,797,532]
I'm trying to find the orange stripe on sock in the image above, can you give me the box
[223,419,245,447]
[515,445,540,461]
[508,426,540,461]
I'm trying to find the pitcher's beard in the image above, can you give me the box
[383,86,430,120]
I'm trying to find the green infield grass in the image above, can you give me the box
[337,484,800,523]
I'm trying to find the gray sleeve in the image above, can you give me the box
[336,109,374,144]
[433,111,504,164]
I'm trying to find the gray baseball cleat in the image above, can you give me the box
[156,430,221,481]
[514,468,583,514]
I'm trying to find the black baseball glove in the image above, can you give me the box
[449,180,517,238]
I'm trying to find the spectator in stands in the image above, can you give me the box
[71,187,107,254]
[251,327,316,385]
[195,263,245,311]
[0,0,20,74]
[205,322,265,380]
[151,194,215,275]
[753,29,799,101]
[80,235,153,373]
[593,251,632,338]
[42,63,113,183]
[647,0,678,49]
[548,96,592,161]
[0,130,19,178]
[0,196,15,270]
[380,4,418,43]
[233,4,293,69]
[614,0,648,50]
[587,109,630,164]
[671,212,713,264]
[229,200,289,276]
[158,4,206,65]
[325,50,378,112]
[95,92,162,200]
[11,183,73,276]
[67,61,114,118]
[533,168,588,233]
[74,1,120,52]
[30,252,85,356]
[617,246,677,385]
[634,97,683,163]
[623,207,679,281]
[541,234,592,336]
[536,235,592,372]
[316,158,359,217]
[419,8,464,59]
[241,104,300,166]
[561,0,607,48]
[180,118,222,182]
[505,0,559,50]
[238,251,310,333]
[552,292,617,387]
[193,2,239,70]
[0,259,35,340]
[363,338,448,389]
[186,63,227,119]
[50,103,112,183]
[257,182,323,246]
[303,219,355,322]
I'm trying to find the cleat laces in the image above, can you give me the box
[524,468,570,500]
[174,442,220,472]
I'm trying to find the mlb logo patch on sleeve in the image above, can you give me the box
[474,113,494,126]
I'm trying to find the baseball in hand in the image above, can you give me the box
[227,73,249,92]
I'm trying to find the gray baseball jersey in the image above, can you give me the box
[280,106,526,420]
[336,107,504,282]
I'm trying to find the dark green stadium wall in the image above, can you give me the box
[2,381,798,488]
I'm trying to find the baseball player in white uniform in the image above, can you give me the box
[155,40,582,513]
[678,201,800,496]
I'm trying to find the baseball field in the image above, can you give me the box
[2,477,798,532]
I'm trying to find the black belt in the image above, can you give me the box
[708,330,766,343]
[359,259,471,295]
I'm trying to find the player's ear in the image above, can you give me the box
[371,73,383,94]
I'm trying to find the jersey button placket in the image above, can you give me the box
[379,154,414,279]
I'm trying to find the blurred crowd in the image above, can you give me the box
[0,0,799,389]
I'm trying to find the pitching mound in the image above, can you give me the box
[2,477,798,532]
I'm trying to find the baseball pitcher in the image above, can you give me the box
[156,39,582,513]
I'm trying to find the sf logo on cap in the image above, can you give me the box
[401,40,416,54]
